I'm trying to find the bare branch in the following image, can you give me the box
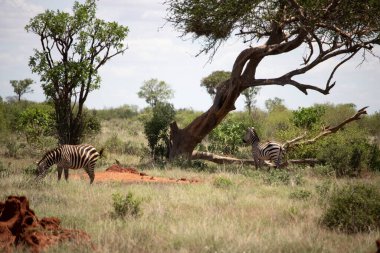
[287,106,368,149]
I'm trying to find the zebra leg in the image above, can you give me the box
[64,168,69,181]
[57,166,63,181]
[85,165,95,184]
[275,149,283,169]
[253,156,259,170]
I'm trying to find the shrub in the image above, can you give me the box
[24,164,39,176]
[208,120,247,155]
[143,102,175,160]
[289,189,312,200]
[104,134,124,154]
[213,176,233,188]
[16,104,55,145]
[5,137,25,158]
[316,128,369,177]
[0,161,7,177]
[261,170,291,185]
[292,106,325,130]
[321,183,380,233]
[368,144,380,171]
[111,192,143,219]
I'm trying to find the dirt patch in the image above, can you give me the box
[73,164,200,184]
[0,196,92,253]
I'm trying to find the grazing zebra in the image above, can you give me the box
[243,127,284,169]
[36,144,104,184]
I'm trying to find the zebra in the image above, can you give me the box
[243,127,285,169]
[36,144,104,184]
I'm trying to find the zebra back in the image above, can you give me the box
[59,144,100,169]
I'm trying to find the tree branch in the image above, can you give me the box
[285,106,368,149]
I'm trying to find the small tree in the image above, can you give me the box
[138,79,174,107]
[25,0,128,145]
[200,70,230,99]
[265,97,286,112]
[10,79,34,101]
[144,102,176,160]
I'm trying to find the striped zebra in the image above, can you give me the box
[243,127,285,169]
[36,144,104,184]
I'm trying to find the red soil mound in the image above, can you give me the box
[0,196,91,253]
[73,164,200,184]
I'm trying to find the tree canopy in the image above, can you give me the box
[10,79,34,101]
[25,0,128,144]
[138,79,174,107]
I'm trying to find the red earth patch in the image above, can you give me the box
[0,196,92,253]
[72,164,200,184]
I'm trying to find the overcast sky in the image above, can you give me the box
[0,0,379,113]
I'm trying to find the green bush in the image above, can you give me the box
[111,192,143,219]
[5,137,25,158]
[321,183,380,233]
[289,189,312,200]
[292,106,325,130]
[208,120,247,155]
[316,127,370,177]
[24,164,38,176]
[261,170,291,185]
[213,176,233,188]
[16,103,55,144]
[143,102,175,160]
[368,144,380,171]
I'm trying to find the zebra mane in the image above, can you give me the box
[38,147,60,165]
[249,127,260,142]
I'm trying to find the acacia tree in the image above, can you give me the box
[138,79,174,107]
[10,79,34,101]
[165,0,380,159]
[25,0,128,145]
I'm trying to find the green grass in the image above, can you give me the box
[1,118,379,252]
[1,168,379,253]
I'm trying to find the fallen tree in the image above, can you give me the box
[190,107,368,167]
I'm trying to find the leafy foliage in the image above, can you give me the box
[16,104,55,145]
[208,120,246,155]
[213,176,234,189]
[200,71,230,98]
[321,183,380,233]
[143,102,176,160]
[111,192,143,219]
[138,79,174,107]
[289,189,312,201]
[292,106,325,130]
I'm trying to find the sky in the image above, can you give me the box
[0,0,379,113]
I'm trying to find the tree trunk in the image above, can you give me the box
[169,77,244,159]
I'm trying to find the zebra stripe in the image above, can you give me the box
[243,127,284,169]
[36,144,103,184]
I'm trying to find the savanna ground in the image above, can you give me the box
[1,107,380,253]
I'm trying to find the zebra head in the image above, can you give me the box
[243,127,260,144]
[36,159,49,177]
[35,148,60,179]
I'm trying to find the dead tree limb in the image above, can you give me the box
[191,151,319,167]
[284,106,368,150]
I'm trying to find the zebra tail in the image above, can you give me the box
[98,148,105,158]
